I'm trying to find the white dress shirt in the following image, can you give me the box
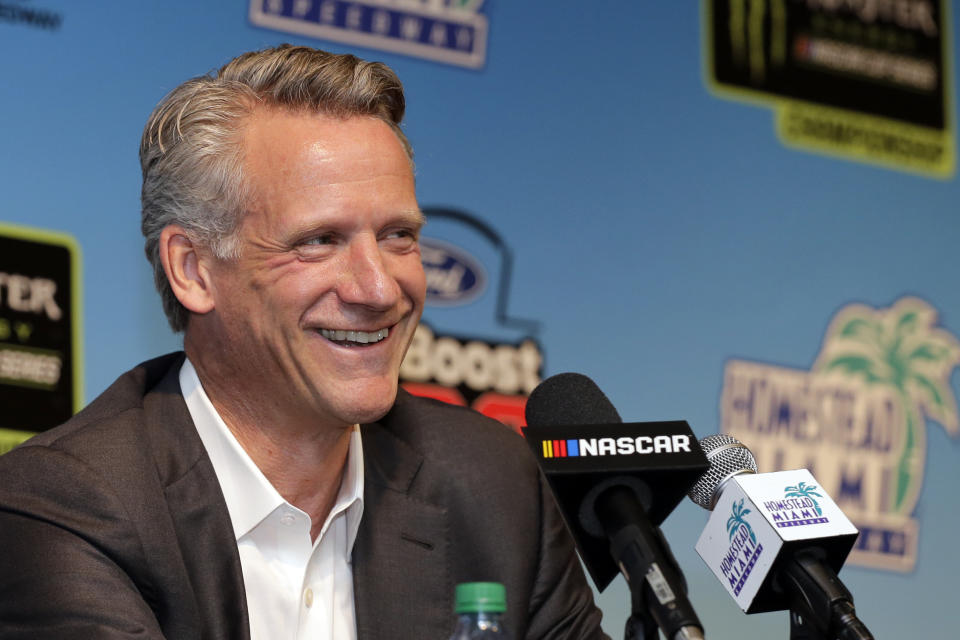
[180,359,364,640]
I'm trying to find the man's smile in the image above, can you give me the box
[318,327,391,346]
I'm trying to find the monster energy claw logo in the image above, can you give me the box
[722,297,960,571]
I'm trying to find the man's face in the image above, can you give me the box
[199,109,425,429]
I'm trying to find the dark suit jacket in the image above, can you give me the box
[0,353,607,639]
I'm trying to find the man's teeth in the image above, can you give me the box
[319,328,389,344]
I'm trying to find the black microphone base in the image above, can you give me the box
[627,616,704,640]
[781,550,874,640]
[596,485,704,640]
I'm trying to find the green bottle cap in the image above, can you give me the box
[454,582,507,614]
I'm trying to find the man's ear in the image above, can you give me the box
[159,225,216,315]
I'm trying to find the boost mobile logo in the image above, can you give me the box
[541,434,692,458]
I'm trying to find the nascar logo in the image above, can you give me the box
[541,435,692,458]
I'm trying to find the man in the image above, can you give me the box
[0,45,607,639]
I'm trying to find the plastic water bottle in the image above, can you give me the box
[448,582,513,639]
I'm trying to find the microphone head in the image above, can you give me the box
[687,434,758,510]
[524,373,709,592]
[525,372,622,426]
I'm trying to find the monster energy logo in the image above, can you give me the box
[707,0,953,176]
[721,297,960,571]
[724,0,788,84]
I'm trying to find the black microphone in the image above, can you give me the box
[524,373,710,640]
[689,435,874,640]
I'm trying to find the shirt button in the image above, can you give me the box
[280,513,296,526]
[304,588,314,608]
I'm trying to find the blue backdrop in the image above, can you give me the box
[2,2,958,637]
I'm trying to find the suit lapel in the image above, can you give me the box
[143,357,251,640]
[138,358,451,640]
[354,416,452,640]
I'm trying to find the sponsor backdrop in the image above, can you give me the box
[1,1,958,637]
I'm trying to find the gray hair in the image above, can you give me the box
[140,44,411,332]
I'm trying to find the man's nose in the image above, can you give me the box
[336,235,402,309]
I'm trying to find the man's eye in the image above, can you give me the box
[382,229,419,249]
[303,234,336,246]
[385,228,418,241]
[294,234,339,260]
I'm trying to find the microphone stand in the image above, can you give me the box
[625,596,660,640]
[777,550,874,640]
[595,486,705,640]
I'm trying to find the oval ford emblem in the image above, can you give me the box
[420,237,487,306]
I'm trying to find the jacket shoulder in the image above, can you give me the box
[0,351,198,519]
[385,390,536,474]
[15,352,186,454]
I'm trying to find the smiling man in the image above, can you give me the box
[0,46,607,640]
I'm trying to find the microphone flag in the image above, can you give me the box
[695,469,858,613]
[525,420,709,590]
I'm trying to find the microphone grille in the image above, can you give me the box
[687,434,758,510]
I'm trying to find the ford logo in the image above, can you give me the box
[420,237,487,306]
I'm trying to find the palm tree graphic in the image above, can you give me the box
[814,298,960,513]
[784,481,824,516]
[727,499,757,544]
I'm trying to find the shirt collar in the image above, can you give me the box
[179,358,365,548]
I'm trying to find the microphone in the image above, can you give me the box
[524,373,710,640]
[690,435,874,640]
